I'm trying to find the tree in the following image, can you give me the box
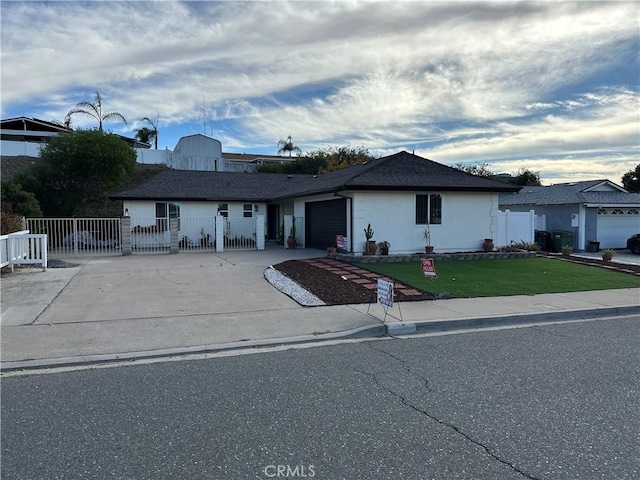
[622,164,640,193]
[511,167,542,186]
[453,162,495,177]
[20,130,136,216]
[136,116,158,149]
[277,135,302,157]
[66,91,127,132]
[315,146,376,173]
[256,145,376,175]
[1,181,42,217]
[454,163,542,186]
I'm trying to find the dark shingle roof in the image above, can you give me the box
[111,170,312,201]
[499,180,640,206]
[271,151,521,199]
[112,151,521,201]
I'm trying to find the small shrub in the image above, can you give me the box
[511,240,540,252]
[1,212,24,235]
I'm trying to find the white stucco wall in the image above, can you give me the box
[288,190,497,254]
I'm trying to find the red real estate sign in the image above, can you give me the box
[421,258,437,277]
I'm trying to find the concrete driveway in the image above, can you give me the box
[1,247,383,363]
[572,249,640,266]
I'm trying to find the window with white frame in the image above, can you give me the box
[218,203,229,217]
[415,194,442,225]
[156,202,180,231]
[243,204,253,218]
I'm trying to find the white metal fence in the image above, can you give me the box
[0,230,47,271]
[22,215,266,256]
[26,218,121,257]
[130,217,170,254]
[223,216,258,250]
[177,217,216,251]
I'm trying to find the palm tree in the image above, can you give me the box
[137,116,159,149]
[134,127,155,146]
[66,91,127,131]
[277,135,302,157]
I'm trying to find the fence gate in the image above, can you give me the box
[26,218,121,257]
[130,217,170,254]
[222,217,257,250]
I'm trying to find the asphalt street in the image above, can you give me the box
[2,317,639,480]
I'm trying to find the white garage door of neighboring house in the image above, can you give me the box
[597,208,640,248]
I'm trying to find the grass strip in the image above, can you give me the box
[359,257,640,298]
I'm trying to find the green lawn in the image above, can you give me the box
[358,258,640,298]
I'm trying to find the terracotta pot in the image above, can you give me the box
[602,254,613,262]
[367,240,377,255]
[483,238,494,252]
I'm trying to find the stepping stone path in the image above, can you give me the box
[301,258,425,298]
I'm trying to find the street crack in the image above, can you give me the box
[360,342,541,480]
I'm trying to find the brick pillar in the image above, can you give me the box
[121,217,132,256]
[170,217,179,254]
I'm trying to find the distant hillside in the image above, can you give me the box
[2,156,168,187]
[1,155,45,182]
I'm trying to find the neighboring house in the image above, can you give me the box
[499,180,640,250]
[112,151,520,253]
[2,117,294,173]
[0,116,150,155]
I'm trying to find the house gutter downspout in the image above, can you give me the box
[334,189,353,253]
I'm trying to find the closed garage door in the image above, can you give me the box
[305,198,347,250]
[597,208,640,248]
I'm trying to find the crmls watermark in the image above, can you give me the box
[262,464,316,478]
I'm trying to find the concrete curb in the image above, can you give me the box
[387,305,640,336]
[3,306,639,373]
[0,323,386,373]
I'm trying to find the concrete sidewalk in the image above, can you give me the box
[1,248,639,371]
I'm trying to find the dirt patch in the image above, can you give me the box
[274,258,434,305]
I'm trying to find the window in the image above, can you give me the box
[155,202,180,231]
[416,194,442,225]
[243,204,253,218]
[218,203,229,217]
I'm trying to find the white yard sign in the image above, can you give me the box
[377,279,394,308]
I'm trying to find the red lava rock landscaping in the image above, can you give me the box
[273,258,435,305]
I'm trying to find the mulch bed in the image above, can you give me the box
[273,254,639,306]
[274,258,435,305]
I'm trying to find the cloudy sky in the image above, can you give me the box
[2,1,638,185]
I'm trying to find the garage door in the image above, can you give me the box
[305,198,347,250]
[597,208,640,248]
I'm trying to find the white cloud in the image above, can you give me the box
[1,1,638,183]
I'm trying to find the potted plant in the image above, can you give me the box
[482,238,494,252]
[363,223,376,255]
[601,248,615,262]
[561,244,573,257]
[424,226,434,254]
[287,217,296,249]
[378,241,390,255]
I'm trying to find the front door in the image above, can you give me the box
[267,204,280,240]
